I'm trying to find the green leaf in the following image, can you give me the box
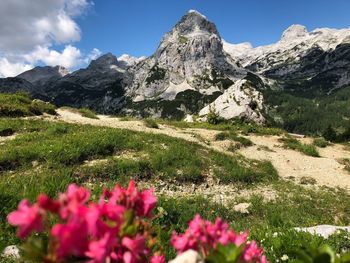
[20,236,47,262]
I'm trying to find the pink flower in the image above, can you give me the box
[172,232,193,252]
[86,203,124,239]
[37,194,60,213]
[151,254,166,263]
[59,184,90,219]
[171,214,267,262]
[242,241,264,262]
[122,234,148,256]
[85,234,111,263]
[7,199,43,239]
[233,231,248,247]
[141,189,157,217]
[259,255,268,263]
[123,251,136,263]
[51,221,88,258]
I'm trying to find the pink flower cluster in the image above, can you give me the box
[8,181,164,263]
[171,215,267,263]
[8,180,268,263]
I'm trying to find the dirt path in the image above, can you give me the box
[48,109,350,190]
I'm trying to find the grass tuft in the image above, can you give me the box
[215,131,253,147]
[78,108,99,119]
[313,137,330,148]
[279,137,320,157]
[144,118,159,129]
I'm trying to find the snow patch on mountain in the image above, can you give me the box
[224,24,350,69]
[188,9,207,19]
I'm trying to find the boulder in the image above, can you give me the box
[169,250,203,263]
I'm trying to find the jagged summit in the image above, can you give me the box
[88,52,119,69]
[281,24,308,42]
[172,9,219,37]
[188,9,207,19]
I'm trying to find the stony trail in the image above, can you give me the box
[45,108,350,190]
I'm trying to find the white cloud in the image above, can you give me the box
[0,0,99,77]
[65,0,93,16]
[0,0,91,52]
[85,48,103,63]
[0,58,33,78]
[25,45,82,69]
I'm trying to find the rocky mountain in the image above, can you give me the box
[123,10,265,121]
[1,11,350,128]
[0,77,35,94]
[17,66,69,85]
[224,25,350,96]
[40,53,129,112]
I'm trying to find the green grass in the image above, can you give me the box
[212,152,278,184]
[215,131,254,147]
[78,108,99,119]
[155,181,350,261]
[159,119,284,136]
[144,118,159,129]
[0,119,273,184]
[0,93,56,117]
[0,118,282,254]
[1,118,350,262]
[313,137,330,148]
[119,116,138,121]
[279,136,320,157]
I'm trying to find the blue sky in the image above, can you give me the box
[75,0,350,57]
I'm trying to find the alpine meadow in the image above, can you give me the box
[1,1,350,262]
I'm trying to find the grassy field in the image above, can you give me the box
[1,99,350,261]
[1,117,350,261]
[0,93,56,117]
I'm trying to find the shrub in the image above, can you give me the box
[207,105,221,125]
[144,118,159,129]
[322,125,337,142]
[215,132,229,141]
[313,137,330,148]
[78,108,99,119]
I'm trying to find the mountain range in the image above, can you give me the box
[1,10,350,134]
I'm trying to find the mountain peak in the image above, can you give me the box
[173,10,219,37]
[17,65,68,83]
[88,52,119,69]
[281,24,308,41]
[187,9,207,19]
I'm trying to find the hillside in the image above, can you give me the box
[1,96,350,261]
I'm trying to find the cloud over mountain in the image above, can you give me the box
[0,0,99,77]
